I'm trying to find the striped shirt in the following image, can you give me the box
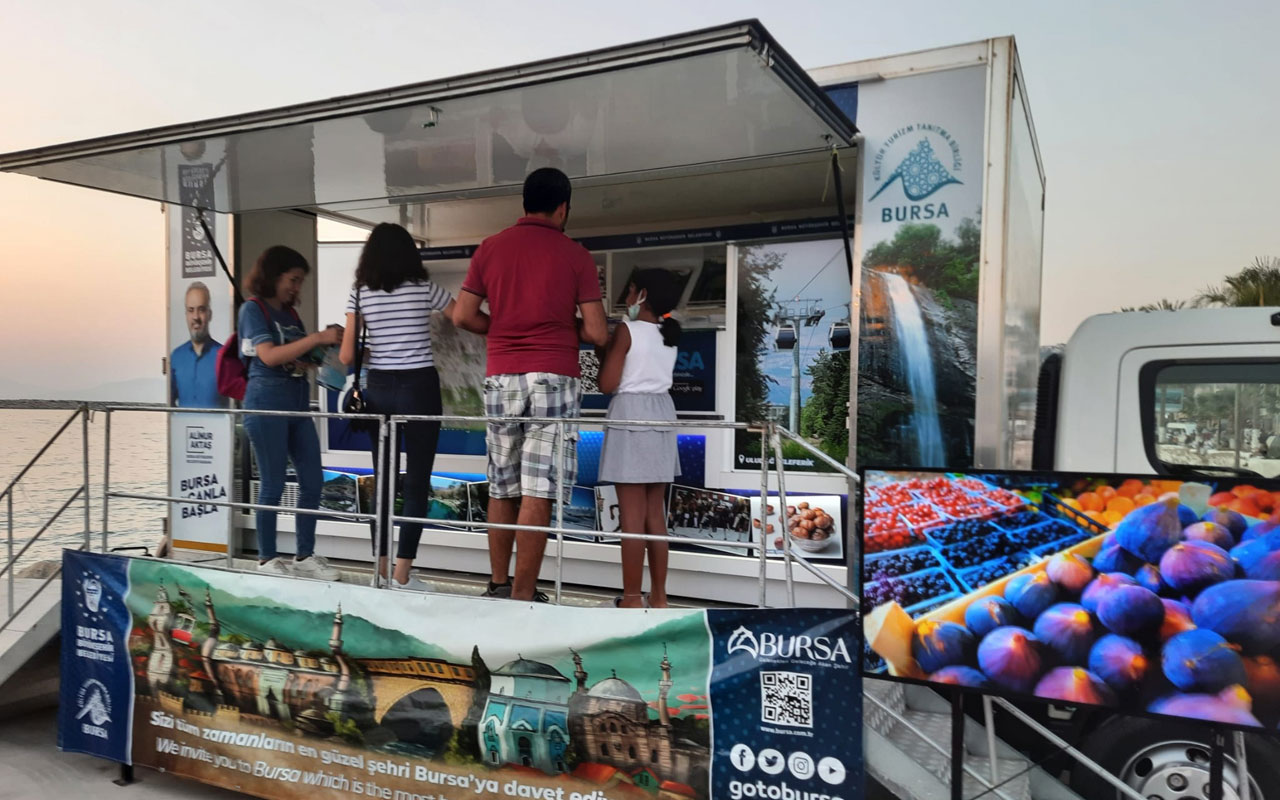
[346,281,453,370]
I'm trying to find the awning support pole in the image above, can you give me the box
[829,145,855,283]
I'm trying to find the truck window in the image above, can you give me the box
[1141,360,1280,479]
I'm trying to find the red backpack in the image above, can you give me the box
[215,298,299,401]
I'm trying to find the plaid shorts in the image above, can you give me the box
[484,373,581,502]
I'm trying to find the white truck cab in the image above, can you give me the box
[1041,307,1280,479]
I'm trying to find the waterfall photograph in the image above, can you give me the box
[858,220,980,467]
[734,239,853,474]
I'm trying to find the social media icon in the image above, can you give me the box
[730,744,755,773]
[817,756,846,785]
[788,751,815,780]
[758,748,785,776]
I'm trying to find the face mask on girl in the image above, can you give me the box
[626,290,648,321]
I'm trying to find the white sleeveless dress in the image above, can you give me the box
[598,319,682,484]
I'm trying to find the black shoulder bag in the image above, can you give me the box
[343,285,379,434]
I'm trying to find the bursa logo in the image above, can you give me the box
[869,125,965,222]
[727,626,852,664]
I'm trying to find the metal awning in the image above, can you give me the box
[0,20,855,224]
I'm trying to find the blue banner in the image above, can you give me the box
[707,609,861,800]
[59,549,134,763]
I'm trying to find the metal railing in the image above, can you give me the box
[5,401,1243,799]
[1,404,90,633]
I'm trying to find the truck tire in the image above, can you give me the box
[1069,715,1280,799]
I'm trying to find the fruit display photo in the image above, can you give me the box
[861,468,1280,731]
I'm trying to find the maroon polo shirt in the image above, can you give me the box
[461,216,601,378]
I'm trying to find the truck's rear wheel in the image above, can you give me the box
[1069,716,1280,799]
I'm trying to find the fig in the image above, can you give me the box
[978,627,1045,694]
[1203,507,1249,542]
[1242,512,1280,542]
[1033,667,1116,706]
[1088,634,1148,692]
[1162,629,1246,692]
[1097,584,1165,637]
[965,596,1022,639]
[1114,496,1183,563]
[1158,541,1234,596]
[930,666,992,690]
[1245,551,1280,581]
[773,537,783,548]
[816,514,833,529]
[1149,686,1262,727]
[1092,544,1144,575]
[1134,564,1166,596]
[1033,603,1098,665]
[1005,572,1059,619]
[1159,598,1197,641]
[797,502,809,510]
[786,506,796,516]
[1243,656,1280,720]
[1081,573,1138,613]
[913,621,977,674]
[1184,521,1234,551]
[1100,532,1118,550]
[1192,580,1280,654]
[1047,553,1094,594]
[1231,538,1275,573]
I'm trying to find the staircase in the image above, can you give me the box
[863,679,1085,800]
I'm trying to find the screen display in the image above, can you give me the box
[861,468,1280,730]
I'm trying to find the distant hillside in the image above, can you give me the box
[0,376,164,403]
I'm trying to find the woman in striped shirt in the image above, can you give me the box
[340,223,455,590]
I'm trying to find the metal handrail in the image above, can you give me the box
[3,404,89,631]
[863,683,1019,800]
[0,406,83,502]
[88,403,1183,797]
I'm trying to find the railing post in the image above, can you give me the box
[982,694,1000,786]
[102,409,111,553]
[82,405,90,551]
[553,420,566,605]
[372,417,388,588]
[771,427,795,607]
[1235,730,1251,800]
[757,422,770,608]
[388,418,399,590]
[6,492,12,620]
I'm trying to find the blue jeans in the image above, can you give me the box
[366,367,442,559]
[243,377,320,560]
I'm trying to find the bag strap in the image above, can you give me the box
[352,285,368,386]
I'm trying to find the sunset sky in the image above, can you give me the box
[2,0,1277,396]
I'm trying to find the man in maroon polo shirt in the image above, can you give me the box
[453,168,609,602]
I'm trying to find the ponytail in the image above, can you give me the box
[659,314,682,347]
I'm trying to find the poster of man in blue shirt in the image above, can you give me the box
[170,281,227,408]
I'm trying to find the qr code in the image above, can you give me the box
[579,350,601,395]
[760,671,813,728]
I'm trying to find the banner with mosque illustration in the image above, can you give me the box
[826,66,986,469]
[59,550,860,800]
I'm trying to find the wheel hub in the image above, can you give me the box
[1118,740,1260,800]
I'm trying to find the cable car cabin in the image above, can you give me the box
[171,614,197,646]
[828,322,851,350]
[775,324,798,350]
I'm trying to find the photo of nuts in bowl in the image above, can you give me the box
[751,496,843,557]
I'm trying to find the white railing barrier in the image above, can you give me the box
[0,401,1232,798]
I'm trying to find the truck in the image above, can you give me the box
[2,18,1277,800]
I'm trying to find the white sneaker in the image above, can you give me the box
[292,554,341,581]
[391,574,434,593]
[257,557,292,575]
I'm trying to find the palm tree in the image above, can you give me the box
[1119,298,1187,313]
[1195,257,1280,307]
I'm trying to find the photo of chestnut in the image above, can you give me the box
[749,495,845,560]
[862,468,1280,731]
